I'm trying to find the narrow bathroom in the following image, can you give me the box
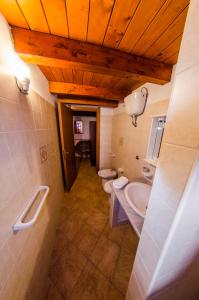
[1,1,199,300]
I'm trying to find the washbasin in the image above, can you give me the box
[124,182,152,218]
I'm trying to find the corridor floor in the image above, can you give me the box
[45,161,138,300]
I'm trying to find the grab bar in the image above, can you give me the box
[13,185,50,232]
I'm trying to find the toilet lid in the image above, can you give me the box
[98,169,117,179]
[104,180,113,194]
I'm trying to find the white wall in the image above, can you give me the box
[146,0,199,298]
[99,82,172,171]
[29,64,56,105]
[109,77,173,178]
[100,108,113,169]
[0,13,63,300]
[126,1,199,299]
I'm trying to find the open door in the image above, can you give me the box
[58,103,77,190]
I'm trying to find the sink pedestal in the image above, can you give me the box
[110,184,144,237]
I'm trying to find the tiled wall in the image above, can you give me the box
[0,70,64,299]
[111,100,169,180]
[100,108,113,169]
[0,14,64,299]
[126,0,199,299]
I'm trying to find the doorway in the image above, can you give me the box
[57,100,100,191]
[73,109,97,172]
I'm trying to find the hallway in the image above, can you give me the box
[46,161,138,300]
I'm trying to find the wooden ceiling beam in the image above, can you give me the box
[58,98,118,108]
[49,82,125,101]
[11,27,172,85]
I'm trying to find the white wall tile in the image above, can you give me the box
[150,143,197,211]
[164,63,199,148]
[137,229,161,275]
[126,272,145,300]
[176,0,199,75]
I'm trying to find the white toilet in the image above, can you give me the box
[98,169,117,189]
[98,168,124,194]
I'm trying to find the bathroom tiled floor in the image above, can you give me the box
[45,160,138,300]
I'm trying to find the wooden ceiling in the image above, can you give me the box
[0,0,189,106]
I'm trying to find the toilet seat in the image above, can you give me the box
[98,169,117,179]
[104,180,113,194]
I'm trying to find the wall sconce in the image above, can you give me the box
[16,76,30,94]
[9,52,30,94]
[124,87,148,127]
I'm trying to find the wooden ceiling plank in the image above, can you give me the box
[59,98,118,108]
[87,0,115,45]
[0,0,29,28]
[114,78,127,90]
[39,65,56,81]
[17,0,49,33]
[73,70,84,85]
[155,35,183,62]
[62,68,74,83]
[164,52,179,64]
[49,82,125,101]
[41,0,69,37]
[103,0,140,48]
[145,7,188,58]
[50,67,65,82]
[103,76,121,89]
[118,0,166,52]
[82,72,94,85]
[132,0,189,56]
[90,73,104,87]
[66,0,89,41]
[12,27,172,84]
[114,77,135,92]
[96,74,115,88]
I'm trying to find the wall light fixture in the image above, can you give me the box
[9,52,30,94]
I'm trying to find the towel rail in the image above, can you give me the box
[13,185,50,232]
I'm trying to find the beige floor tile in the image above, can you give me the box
[70,261,110,300]
[91,235,120,279]
[46,161,135,299]
[49,242,87,298]
[108,285,125,300]
[104,222,127,245]
[73,222,99,257]
[86,208,108,232]
[122,225,139,253]
[45,282,63,300]
[50,230,70,265]
[112,247,135,295]
[58,214,85,242]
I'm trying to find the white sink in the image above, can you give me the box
[124,182,152,218]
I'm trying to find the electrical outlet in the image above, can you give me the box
[40,145,47,163]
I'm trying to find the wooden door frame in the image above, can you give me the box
[57,100,100,171]
[57,102,77,190]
